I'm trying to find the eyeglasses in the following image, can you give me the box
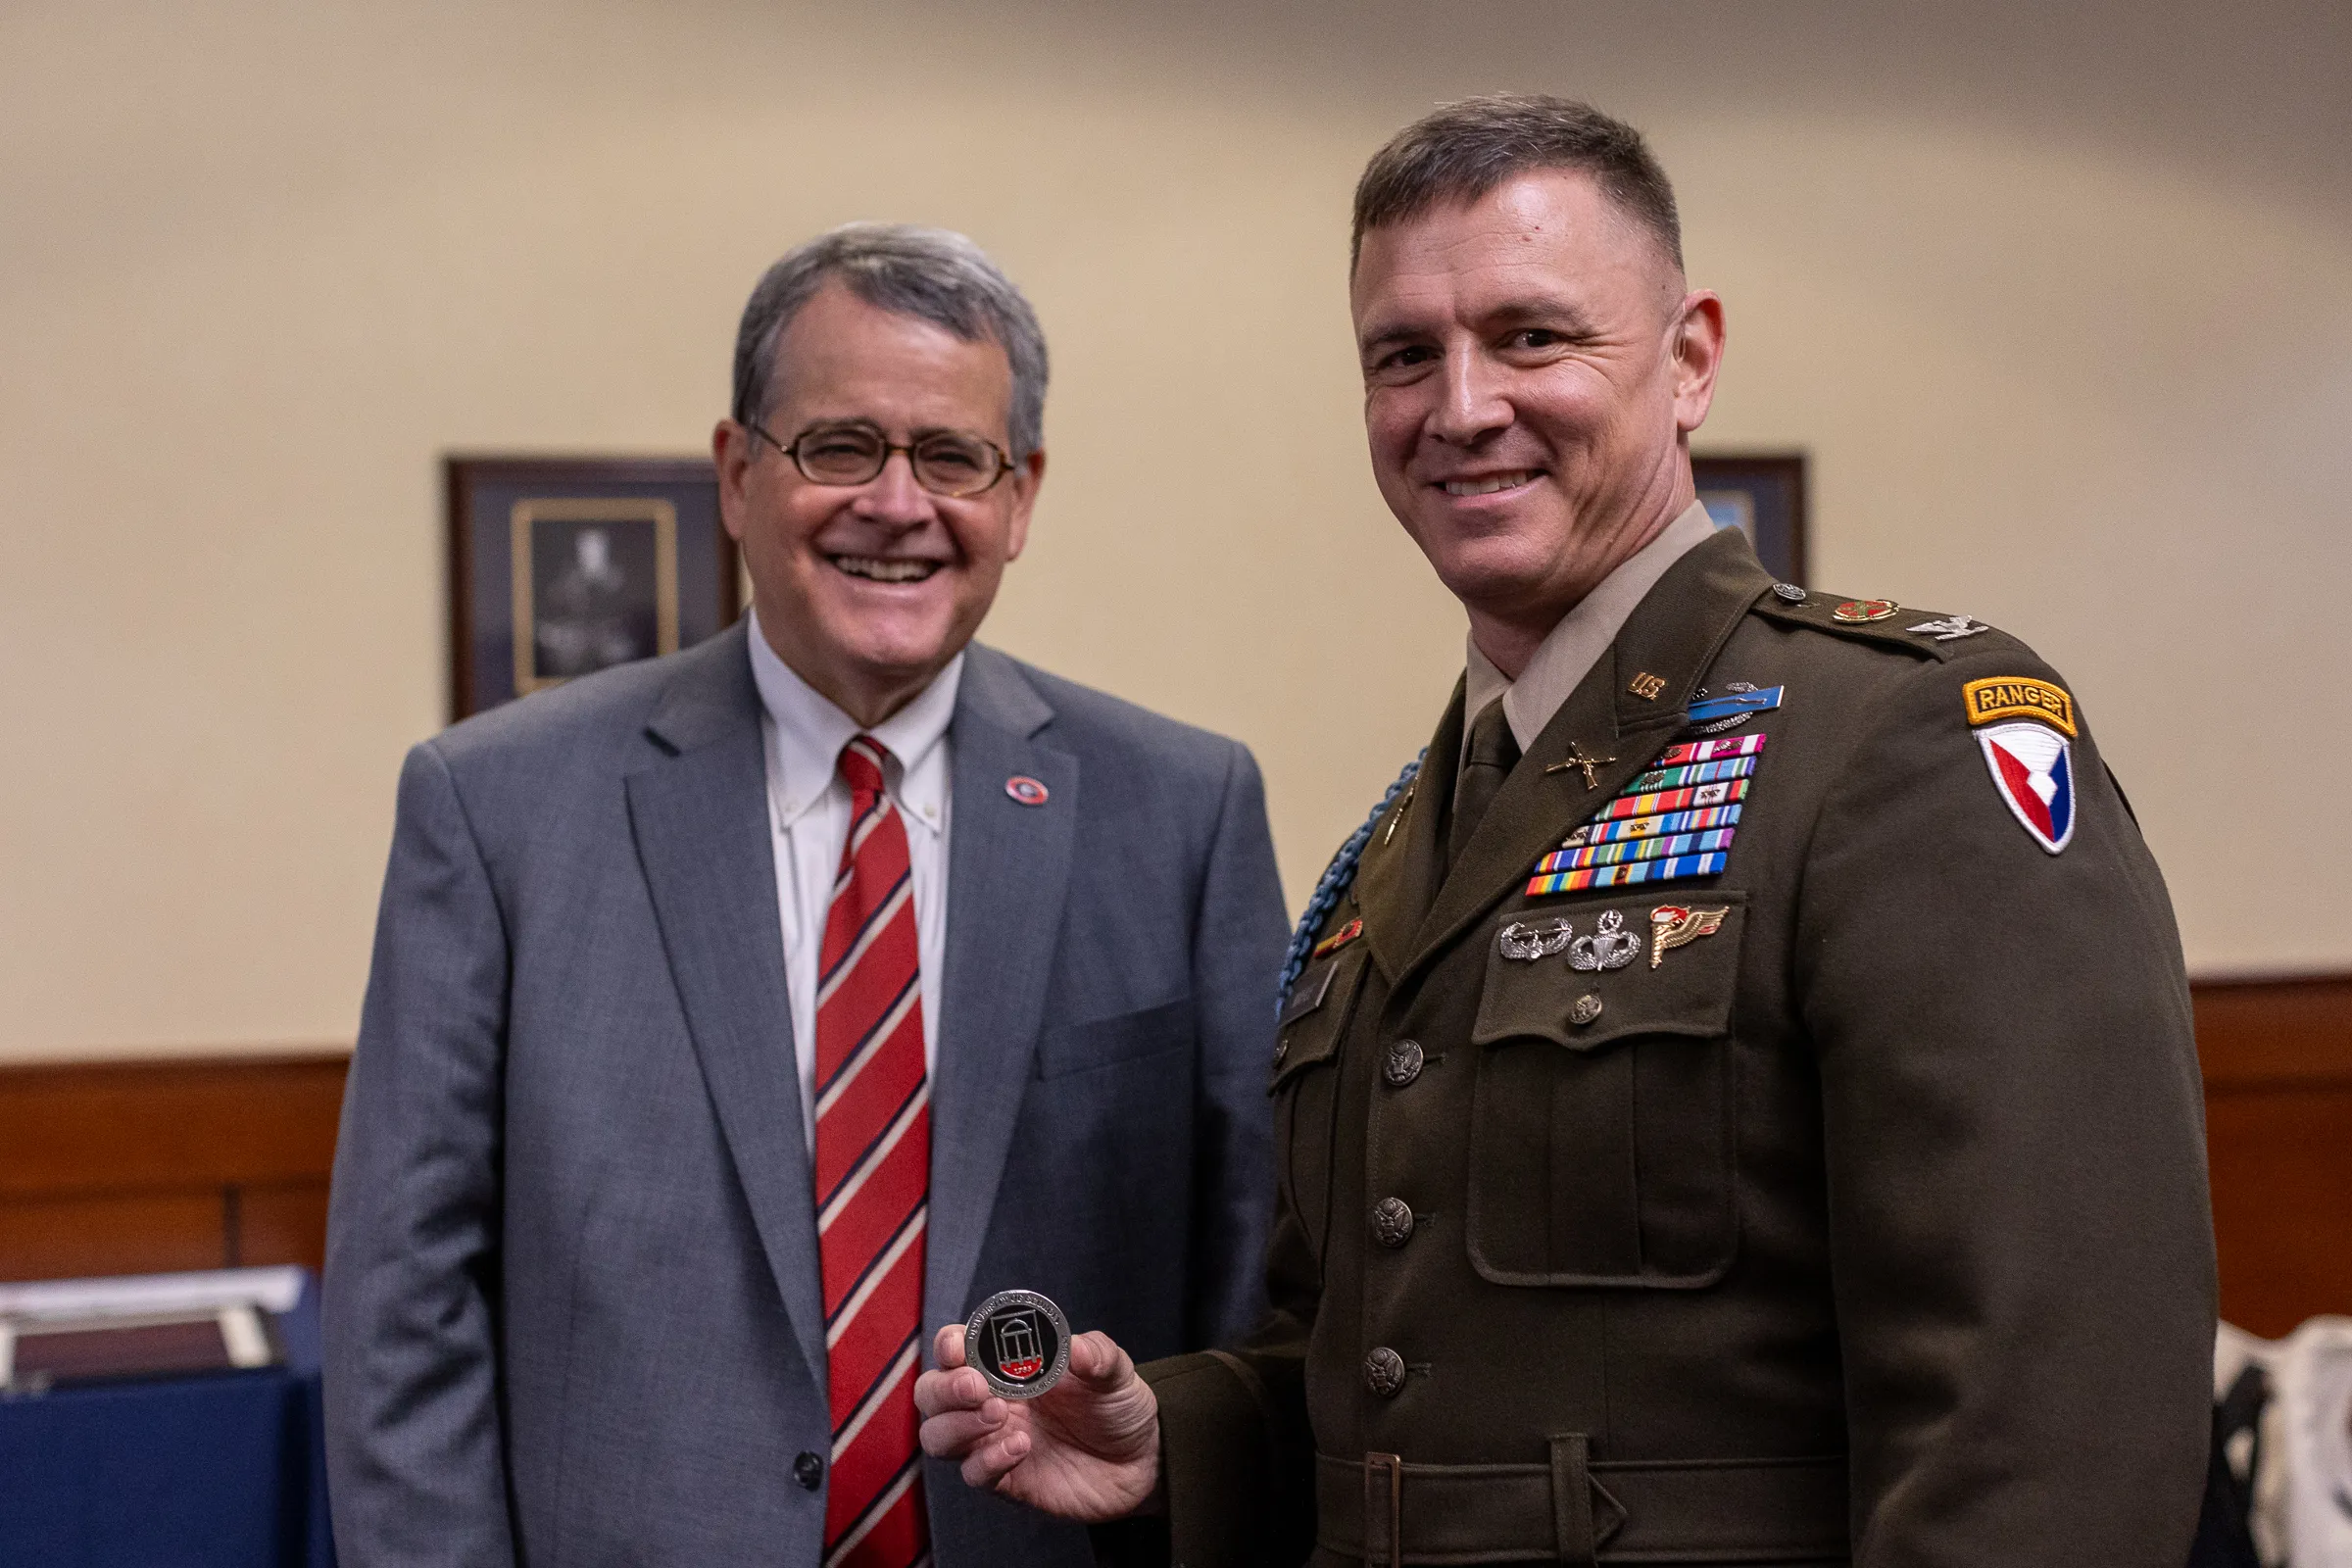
[750,418,1016,499]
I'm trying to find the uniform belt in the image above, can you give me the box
[1316,1442,1849,1565]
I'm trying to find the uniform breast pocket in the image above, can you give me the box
[1464,894,1746,1289]
[1270,943,1369,1265]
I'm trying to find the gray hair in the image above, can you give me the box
[731,222,1050,460]
[1352,95,1683,275]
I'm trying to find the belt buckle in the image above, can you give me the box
[1364,1451,1403,1568]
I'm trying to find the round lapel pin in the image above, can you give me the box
[1004,775,1050,807]
[964,1289,1071,1399]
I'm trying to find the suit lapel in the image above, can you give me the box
[625,621,828,1387]
[1403,528,1774,980]
[923,646,1078,1336]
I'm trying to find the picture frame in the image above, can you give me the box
[446,457,742,721]
[1691,452,1807,586]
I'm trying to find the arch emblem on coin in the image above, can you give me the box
[965,1290,1071,1399]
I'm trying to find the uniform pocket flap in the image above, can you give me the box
[1272,944,1368,1092]
[1471,893,1747,1053]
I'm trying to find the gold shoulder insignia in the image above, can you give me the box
[1963,676,2076,736]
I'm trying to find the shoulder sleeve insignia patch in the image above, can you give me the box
[1962,676,2077,737]
[1978,722,2076,853]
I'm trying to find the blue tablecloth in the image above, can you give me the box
[0,1276,334,1568]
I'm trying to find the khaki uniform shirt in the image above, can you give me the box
[1138,527,2217,1566]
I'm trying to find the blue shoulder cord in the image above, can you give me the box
[1274,752,1426,1018]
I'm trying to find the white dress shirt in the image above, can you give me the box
[747,610,959,1155]
[1463,500,1720,756]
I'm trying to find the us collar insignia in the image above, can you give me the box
[1527,733,1764,897]
[1310,917,1364,959]
[1908,613,1990,642]
[1649,905,1729,968]
[1833,599,1900,623]
[1685,684,1784,730]
[1978,722,2075,854]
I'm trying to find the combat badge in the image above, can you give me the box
[1833,599,1899,623]
[1648,905,1728,968]
[1684,684,1784,730]
[1498,918,1573,961]
[1568,909,1642,970]
[965,1290,1072,1399]
[1978,721,2076,854]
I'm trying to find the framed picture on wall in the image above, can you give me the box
[1691,452,1807,585]
[446,456,742,721]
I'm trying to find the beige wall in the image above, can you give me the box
[4,0,2348,1062]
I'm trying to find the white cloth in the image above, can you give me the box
[1463,499,1720,757]
[748,609,958,1154]
[2218,1316,2352,1568]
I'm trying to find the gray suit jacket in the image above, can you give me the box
[324,621,1286,1566]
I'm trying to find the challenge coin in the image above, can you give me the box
[964,1289,1071,1400]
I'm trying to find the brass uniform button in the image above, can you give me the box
[1363,1347,1406,1397]
[1372,1197,1415,1248]
[1571,993,1603,1026]
[1384,1039,1424,1087]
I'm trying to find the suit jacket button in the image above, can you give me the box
[794,1451,824,1491]
[1363,1347,1406,1397]
[1372,1197,1415,1248]
[1384,1039,1424,1087]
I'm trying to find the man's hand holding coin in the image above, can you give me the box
[913,1319,1163,1522]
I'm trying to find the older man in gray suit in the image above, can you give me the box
[324,223,1286,1568]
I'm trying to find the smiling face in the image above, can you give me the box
[1350,169,1724,670]
[715,282,1042,725]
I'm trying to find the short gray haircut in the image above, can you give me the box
[731,222,1050,460]
[1352,95,1683,275]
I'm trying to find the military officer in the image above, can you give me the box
[915,95,2218,1565]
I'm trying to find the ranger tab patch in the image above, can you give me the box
[1963,676,2077,737]
[1978,721,2076,854]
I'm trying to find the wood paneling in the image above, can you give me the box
[0,982,2345,1335]
[2194,976,2352,1339]
[0,1054,345,1282]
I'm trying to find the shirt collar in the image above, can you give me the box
[1464,499,1720,753]
[747,608,962,837]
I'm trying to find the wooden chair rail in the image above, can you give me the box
[0,980,2344,1334]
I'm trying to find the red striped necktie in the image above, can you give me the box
[814,736,931,1568]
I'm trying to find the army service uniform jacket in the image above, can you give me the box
[1138,528,2217,1566]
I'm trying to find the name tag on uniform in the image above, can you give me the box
[1278,959,1341,1027]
